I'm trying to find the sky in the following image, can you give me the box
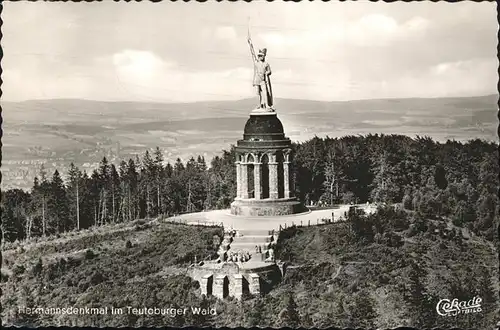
[3,1,498,103]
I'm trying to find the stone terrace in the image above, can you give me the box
[171,204,376,231]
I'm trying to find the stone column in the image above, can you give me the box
[235,161,241,199]
[241,162,249,199]
[248,273,261,295]
[232,274,243,299]
[268,154,279,199]
[254,162,262,200]
[213,275,226,299]
[283,161,290,198]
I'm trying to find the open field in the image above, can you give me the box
[2,94,497,189]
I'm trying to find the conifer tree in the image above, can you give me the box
[110,164,120,222]
[126,158,139,220]
[153,147,165,216]
[141,150,156,217]
[78,170,94,229]
[245,297,265,327]
[31,165,50,236]
[348,290,378,328]
[67,163,82,230]
[404,259,436,327]
[98,157,111,225]
[1,189,30,242]
[90,169,101,226]
[118,160,129,222]
[47,169,69,234]
[278,291,301,328]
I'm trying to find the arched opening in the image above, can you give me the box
[285,152,294,198]
[261,153,270,199]
[223,276,229,298]
[277,152,284,199]
[206,276,213,295]
[242,276,250,296]
[247,154,255,199]
[201,274,214,296]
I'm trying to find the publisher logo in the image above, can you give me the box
[436,296,482,316]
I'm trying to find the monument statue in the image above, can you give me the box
[231,23,306,217]
[247,28,274,111]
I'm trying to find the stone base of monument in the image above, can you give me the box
[251,106,276,115]
[189,261,283,298]
[230,197,308,216]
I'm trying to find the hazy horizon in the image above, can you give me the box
[3,93,498,105]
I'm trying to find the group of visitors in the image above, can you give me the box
[228,250,251,263]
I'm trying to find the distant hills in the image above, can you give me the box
[1,94,498,190]
[3,94,498,122]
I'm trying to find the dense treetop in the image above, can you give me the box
[2,135,498,244]
[0,134,498,328]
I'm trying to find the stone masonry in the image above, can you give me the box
[230,111,306,216]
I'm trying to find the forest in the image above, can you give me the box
[2,202,497,328]
[1,133,498,328]
[269,205,498,329]
[1,134,498,245]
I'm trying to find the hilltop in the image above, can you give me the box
[1,207,497,328]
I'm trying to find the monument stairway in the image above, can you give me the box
[229,241,267,252]
[232,235,273,243]
[234,228,274,236]
[226,228,276,263]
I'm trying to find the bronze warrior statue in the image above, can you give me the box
[247,30,274,111]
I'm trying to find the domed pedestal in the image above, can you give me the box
[231,110,306,216]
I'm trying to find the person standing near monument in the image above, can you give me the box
[248,29,274,110]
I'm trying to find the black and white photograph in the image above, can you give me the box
[1,1,499,329]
